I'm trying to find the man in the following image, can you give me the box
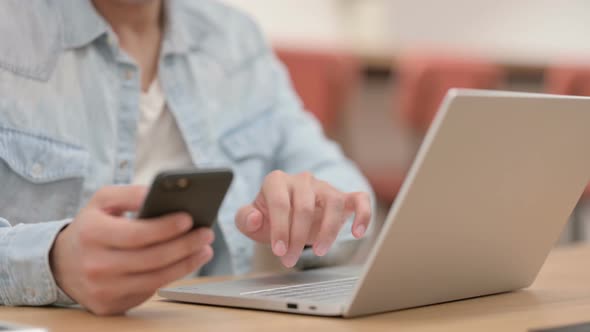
[0,0,373,315]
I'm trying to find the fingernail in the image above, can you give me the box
[354,225,366,238]
[315,243,329,257]
[273,240,287,256]
[203,229,215,244]
[198,247,213,262]
[282,253,299,268]
[246,211,261,232]
[177,217,192,231]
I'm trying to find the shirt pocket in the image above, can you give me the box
[0,126,89,224]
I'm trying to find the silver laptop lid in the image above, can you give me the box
[345,89,590,317]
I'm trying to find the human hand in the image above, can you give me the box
[50,186,214,315]
[235,171,371,268]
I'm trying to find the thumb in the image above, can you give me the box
[90,185,148,216]
[235,204,270,243]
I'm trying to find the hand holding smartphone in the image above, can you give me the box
[138,168,234,228]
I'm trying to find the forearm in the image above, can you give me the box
[0,218,74,306]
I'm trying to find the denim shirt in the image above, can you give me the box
[0,0,373,306]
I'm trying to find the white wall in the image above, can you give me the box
[221,0,352,48]
[221,0,590,64]
[386,0,590,64]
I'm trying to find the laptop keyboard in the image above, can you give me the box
[240,277,358,302]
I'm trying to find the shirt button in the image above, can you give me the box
[119,160,129,169]
[25,287,36,298]
[31,163,43,177]
[124,70,134,80]
[107,35,117,48]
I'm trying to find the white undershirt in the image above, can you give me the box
[133,79,193,185]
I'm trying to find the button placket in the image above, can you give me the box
[113,63,140,184]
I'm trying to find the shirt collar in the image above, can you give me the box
[162,1,216,55]
[56,0,210,55]
[57,0,108,49]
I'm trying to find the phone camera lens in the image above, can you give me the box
[177,178,189,189]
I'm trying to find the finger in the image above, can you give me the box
[90,185,148,215]
[91,294,150,316]
[125,227,214,273]
[124,245,214,292]
[80,244,213,316]
[345,192,372,238]
[84,212,194,249]
[282,173,315,268]
[313,183,347,257]
[262,171,292,257]
[235,204,268,243]
[91,228,215,275]
[85,292,151,316]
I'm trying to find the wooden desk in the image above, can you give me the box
[1,245,590,332]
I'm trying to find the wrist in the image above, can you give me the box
[48,224,75,304]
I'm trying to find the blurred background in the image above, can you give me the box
[222,0,590,245]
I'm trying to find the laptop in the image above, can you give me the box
[159,89,590,317]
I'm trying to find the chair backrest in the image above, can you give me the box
[545,65,590,96]
[275,48,361,133]
[396,53,504,133]
[544,64,590,198]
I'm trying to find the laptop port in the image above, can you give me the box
[287,303,298,310]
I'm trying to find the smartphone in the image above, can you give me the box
[138,168,234,229]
